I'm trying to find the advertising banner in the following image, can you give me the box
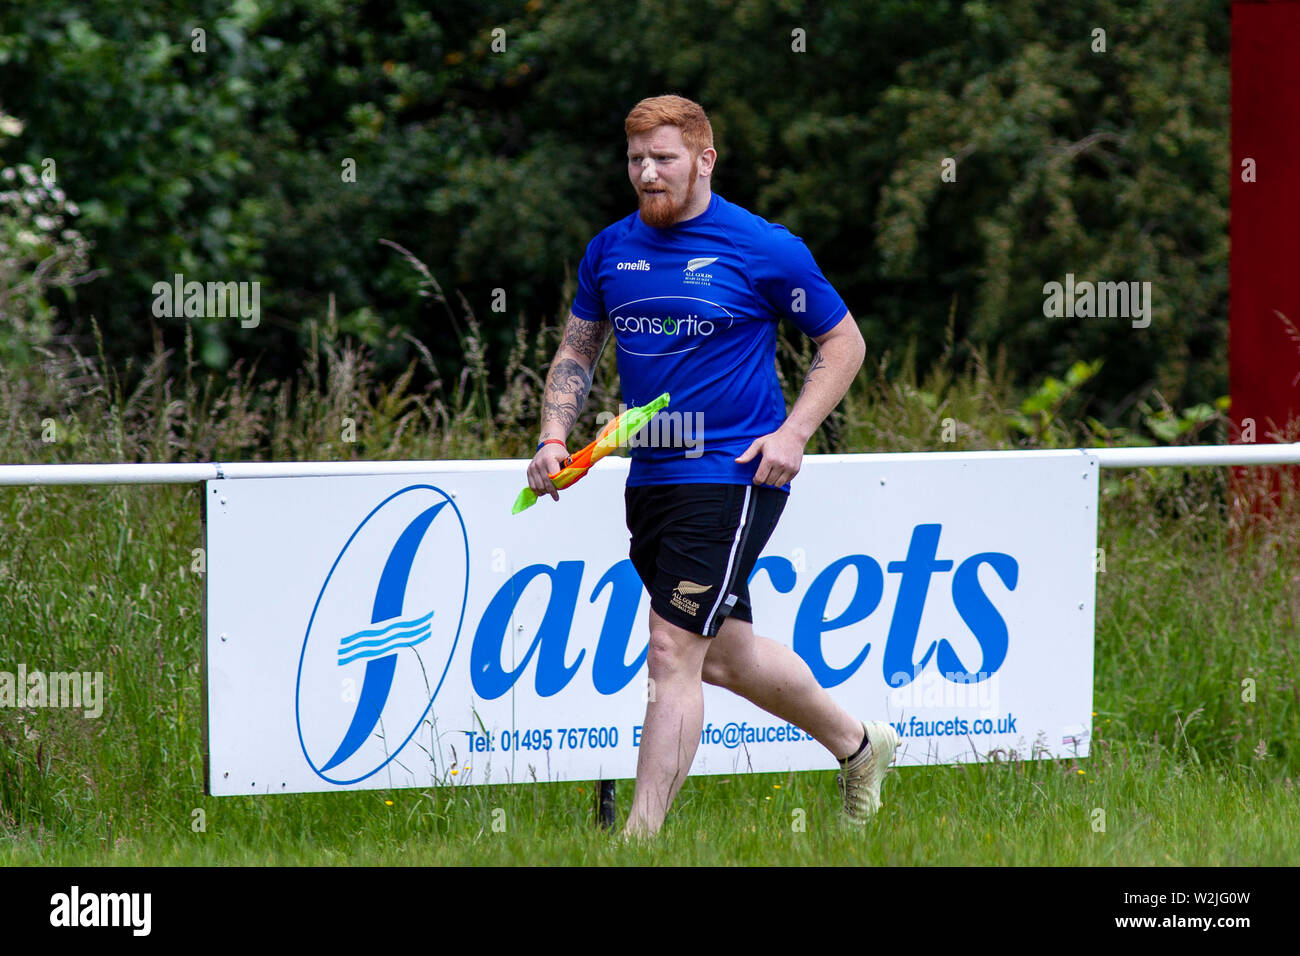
[204,451,1098,795]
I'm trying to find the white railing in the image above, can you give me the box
[2,443,1300,486]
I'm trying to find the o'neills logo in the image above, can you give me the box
[617,259,651,271]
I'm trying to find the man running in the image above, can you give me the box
[527,94,899,838]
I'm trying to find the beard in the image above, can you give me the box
[637,174,697,228]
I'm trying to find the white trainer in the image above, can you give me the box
[836,720,900,824]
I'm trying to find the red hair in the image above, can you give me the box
[624,95,714,157]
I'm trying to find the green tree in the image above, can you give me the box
[1,0,1230,427]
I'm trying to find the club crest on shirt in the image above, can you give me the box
[683,256,718,286]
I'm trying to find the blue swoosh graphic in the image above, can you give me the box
[338,628,433,666]
[338,610,436,647]
[320,501,447,773]
[338,625,431,657]
[337,612,435,662]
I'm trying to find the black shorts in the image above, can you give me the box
[625,483,787,637]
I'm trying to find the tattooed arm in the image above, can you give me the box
[784,312,865,443]
[539,312,612,442]
[528,312,613,500]
[735,311,865,487]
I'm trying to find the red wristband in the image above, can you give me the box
[536,438,567,453]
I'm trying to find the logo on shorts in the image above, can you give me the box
[671,580,712,616]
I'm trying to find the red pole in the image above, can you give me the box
[1229,1,1300,522]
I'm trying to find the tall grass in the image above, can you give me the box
[1,279,1297,863]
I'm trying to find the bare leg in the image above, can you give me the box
[702,615,863,759]
[624,608,711,838]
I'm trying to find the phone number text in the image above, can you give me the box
[464,727,620,752]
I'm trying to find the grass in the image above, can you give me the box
[2,743,1295,866]
[1,293,1298,865]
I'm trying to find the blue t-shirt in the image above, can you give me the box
[571,193,848,487]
